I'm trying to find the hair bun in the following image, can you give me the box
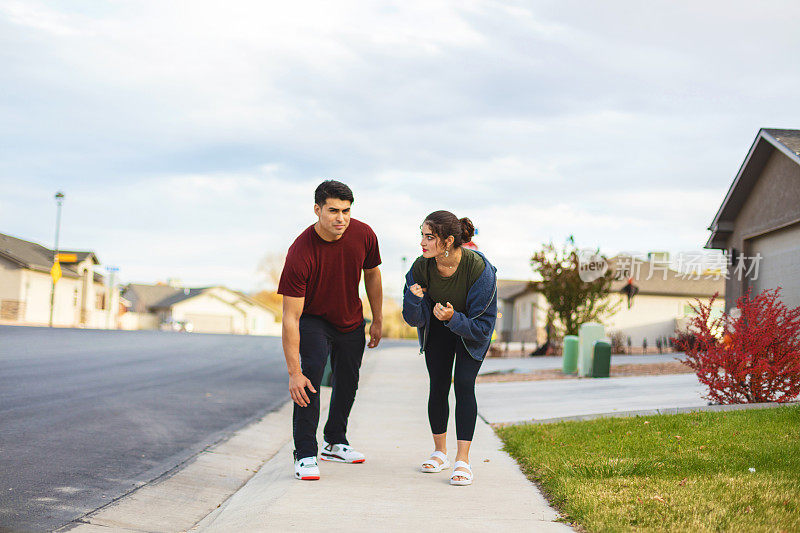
[459,217,475,243]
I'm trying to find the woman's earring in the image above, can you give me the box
[445,248,449,258]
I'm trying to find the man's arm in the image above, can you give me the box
[363,266,383,348]
[282,295,316,407]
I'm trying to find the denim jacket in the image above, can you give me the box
[402,249,498,361]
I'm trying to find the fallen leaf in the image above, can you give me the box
[674,435,681,440]
[483,459,490,462]
[644,421,651,425]
[651,495,666,503]
[678,478,687,486]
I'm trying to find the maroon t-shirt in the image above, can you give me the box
[278,218,381,332]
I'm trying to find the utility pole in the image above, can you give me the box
[49,191,65,327]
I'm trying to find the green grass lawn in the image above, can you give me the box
[497,406,800,532]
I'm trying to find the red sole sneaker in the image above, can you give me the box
[320,455,366,464]
[299,476,320,480]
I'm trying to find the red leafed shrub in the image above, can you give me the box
[672,287,800,404]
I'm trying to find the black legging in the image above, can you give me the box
[425,312,483,441]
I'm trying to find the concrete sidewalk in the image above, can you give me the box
[192,346,572,532]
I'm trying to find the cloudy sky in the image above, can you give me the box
[2,0,799,297]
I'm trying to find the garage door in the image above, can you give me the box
[184,313,233,334]
[748,222,800,310]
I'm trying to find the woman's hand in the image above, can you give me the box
[433,302,454,322]
[409,283,426,298]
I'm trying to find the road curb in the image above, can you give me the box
[59,389,332,533]
[491,401,800,427]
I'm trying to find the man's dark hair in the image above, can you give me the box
[315,180,354,206]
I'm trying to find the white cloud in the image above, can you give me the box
[2,0,800,295]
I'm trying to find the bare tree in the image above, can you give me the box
[257,252,286,290]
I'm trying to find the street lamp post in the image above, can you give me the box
[49,191,65,327]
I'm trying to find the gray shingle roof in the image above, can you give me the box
[150,287,210,309]
[121,283,186,313]
[608,256,724,298]
[497,279,534,300]
[59,250,99,265]
[498,257,724,304]
[0,232,91,279]
[122,284,277,313]
[764,128,800,155]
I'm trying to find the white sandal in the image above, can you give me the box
[450,461,473,486]
[421,450,450,473]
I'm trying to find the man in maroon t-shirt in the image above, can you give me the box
[278,180,383,480]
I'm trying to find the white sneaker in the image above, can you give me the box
[294,455,320,480]
[320,441,366,463]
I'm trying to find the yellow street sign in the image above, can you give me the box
[57,253,78,262]
[51,260,62,283]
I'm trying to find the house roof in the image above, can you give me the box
[234,290,282,315]
[498,257,724,303]
[123,283,279,314]
[607,256,724,298]
[59,250,100,265]
[122,283,188,312]
[150,287,210,309]
[706,128,800,249]
[497,279,533,300]
[0,232,100,279]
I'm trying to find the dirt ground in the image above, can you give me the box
[476,361,694,383]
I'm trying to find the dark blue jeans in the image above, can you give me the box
[293,315,366,459]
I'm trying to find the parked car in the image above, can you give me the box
[159,318,194,332]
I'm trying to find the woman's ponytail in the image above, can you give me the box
[459,217,475,244]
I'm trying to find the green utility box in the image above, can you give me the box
[592,340,611,378]
[562,335,579,374]
[578,322,605,377]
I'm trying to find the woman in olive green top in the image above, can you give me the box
[403,210,498,486]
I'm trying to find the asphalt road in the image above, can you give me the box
[0,326,410,532]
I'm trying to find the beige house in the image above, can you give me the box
[705,128,800,311]
[496,280,548,345]
[121,283,281,336]
[497,254,725,348]
[604,255,725,345]
[0,232,116,328]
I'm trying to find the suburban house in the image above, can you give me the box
[604,255,724,345]
[496,254,725,348]
[0,232,117,328]
[705,128,800,311]
[120,283,281,336]
[496,279,548,346]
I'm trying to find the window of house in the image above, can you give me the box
[96,292,106,310]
